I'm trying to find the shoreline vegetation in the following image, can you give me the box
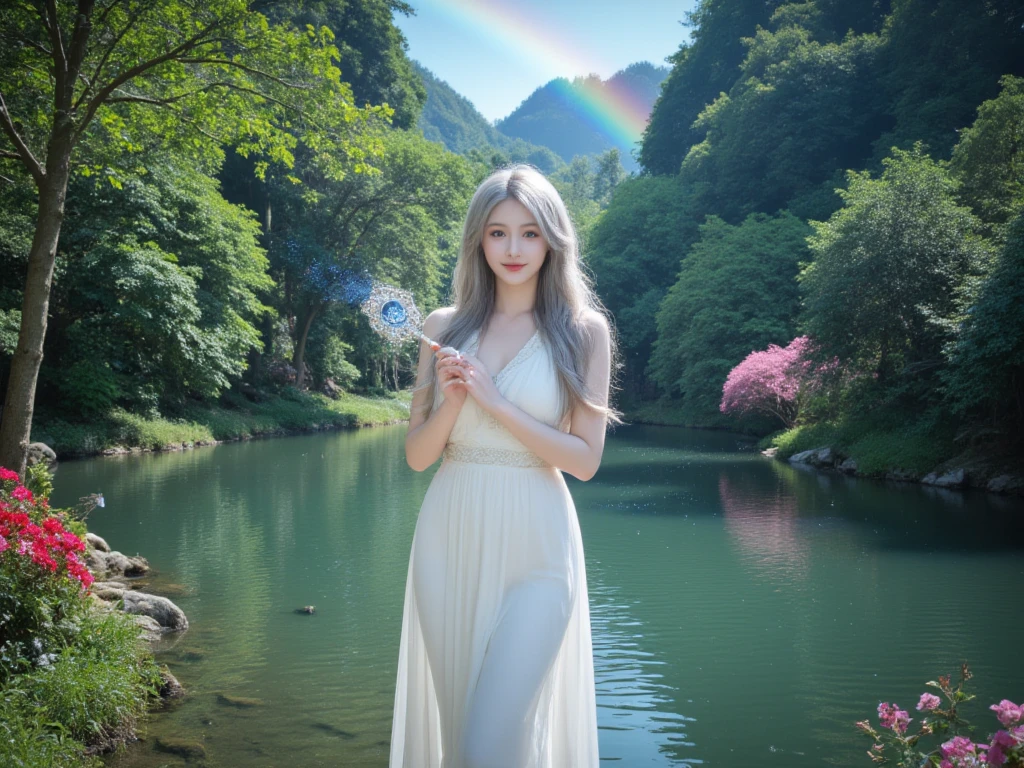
[627,401,1023,497]
[31,389,413,461]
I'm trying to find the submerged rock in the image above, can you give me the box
[155,736,206,759]
[217,692,265,708]
[987,474,1024,495]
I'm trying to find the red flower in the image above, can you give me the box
[42,518,65,535]
[0,467,20,482]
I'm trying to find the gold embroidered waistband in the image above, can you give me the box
[442,443,550,468]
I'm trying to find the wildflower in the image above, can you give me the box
[11,485,34,502]
[942,736,978,759]
[918,693,942,711]
[990,701,1023,728]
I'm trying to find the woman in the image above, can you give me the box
[391,164,622,768]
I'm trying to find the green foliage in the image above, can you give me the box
[680,24,885,220]
[55,361,123,419]
[941,213,1024,423]
[413,61,564,173]
[875,0,1024,161]
[269,0,427,130]
[587,176,703,360]
[800,144,992,386]
[641,0,788,175]
[949,75,1024,238]
[648,211,811,423]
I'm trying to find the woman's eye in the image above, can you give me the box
[524,231,538,238]
[489,230,504,237]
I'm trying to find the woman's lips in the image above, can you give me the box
[503,263,524,271]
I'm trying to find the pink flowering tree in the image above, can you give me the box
[855,664,1024,767]
[720,336,819,428]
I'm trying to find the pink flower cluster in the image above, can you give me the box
[878,702,912,734]
[931,700,1023,767]
[0,467,93,589]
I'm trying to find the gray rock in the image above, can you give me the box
[85,532,110,552]
[26,442,56,468]
[789,449,818,464]
[122,591,189,632]
[99,550,150,578]
[92,586,126,601]
[132,614,165,642]
[158,666,185,699]
[987,474,1024,495]
[838,457,859,474]
[813,447,836,467]
[922,468,967,488]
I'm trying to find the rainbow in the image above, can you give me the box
[427,0,652,148]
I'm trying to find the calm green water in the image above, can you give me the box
[48,424,1024,767]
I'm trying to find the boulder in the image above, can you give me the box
[789,449,818,464]
[157,666,185,700]
[838,457,859,475]
[85,532,110,553]
[92,585,127,601]
[26,442,57,469]
[922,468,967,489]
[321,378,343,399]
[132,614,164,643]
[122,591,189,632]
[987,474,1024,495]
[96,550,150,578]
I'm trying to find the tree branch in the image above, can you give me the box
[75,7,244,140]
[176,58,312,90]
[43,0,69,106]
[0,91,44,185]
[76,0,151,111]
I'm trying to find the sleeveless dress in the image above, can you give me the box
[390,328,599,768]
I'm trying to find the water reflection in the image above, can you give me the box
[718,471,808,583]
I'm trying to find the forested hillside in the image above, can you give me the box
[588,0,1024,477]
[497,62,669,170]
[413,62,563,174]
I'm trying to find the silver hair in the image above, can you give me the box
[412,163,623,428]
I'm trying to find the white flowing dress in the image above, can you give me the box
[390,328,599,768]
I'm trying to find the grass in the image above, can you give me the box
[0,607,163,767]
[761,414,959,476]
[32,388,413,458]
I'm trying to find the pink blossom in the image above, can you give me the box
[917,693,942,711]
[942,736,978,759]
[893,709,911,734]
[0,467,19,482]
[720,336,815,427]
[11,485,33,502]
[990,701,1023,728]
[0,535,8,552]
[878,702,897,729]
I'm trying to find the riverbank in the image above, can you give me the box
[31,388,413,460]
[624,401,1023,496]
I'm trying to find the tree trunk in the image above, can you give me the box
[293,304,320,390]
[0,141,73,475]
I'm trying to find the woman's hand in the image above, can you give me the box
[435,346,470,408]
[455,352,507,414]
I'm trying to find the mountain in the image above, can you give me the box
[496,62,670,171]
[412,61,563,174]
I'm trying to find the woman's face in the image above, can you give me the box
[481,198,549,286]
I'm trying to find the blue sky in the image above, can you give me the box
[393,0,699,123]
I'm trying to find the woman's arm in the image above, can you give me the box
[465,311,611,481]
[405,308,468,472]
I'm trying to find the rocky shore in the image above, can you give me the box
[763,445,1024,496]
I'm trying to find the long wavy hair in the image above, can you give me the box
[412,164,624,429]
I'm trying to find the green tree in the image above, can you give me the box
[267,129,474,388]
[586,175,703,394]
[799,145,992,388]
[0,0,386,473]
[268,0,426,130]
[43,159,272,413]
[941,213,1024,429]
[949,75,1024,239]
[648,212,810,423]
[680,24,885,221]
[640,0,787,175]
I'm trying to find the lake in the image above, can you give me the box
[46,423,1024,766]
